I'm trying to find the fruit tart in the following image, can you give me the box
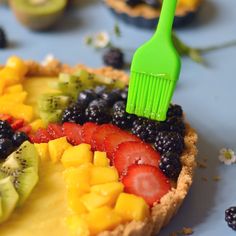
[0,56,197,236]
[104,0,203,29]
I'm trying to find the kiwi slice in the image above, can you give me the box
[0,177,19,223]
[39,109,62,124]
[10,0,67,30]
[38,93,71,112]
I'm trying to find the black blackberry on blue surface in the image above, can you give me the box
[159,152,182,179]
[0,120,14,139]
[0,28,7,49]
[225,206,236,230]
[112,101,136,129]
[101,89,122,106]
[12,132,29,147]
[167,104,183,118]
[154,131,184,155]
[103,48,124,69]
[126,0,142,6]
[62,103,85,125]
[120,86,128,100]
[0,138,14,160]
[77,89,98,108]
[94,85,107,96]
[144,0,161,8]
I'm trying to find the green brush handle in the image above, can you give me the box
[156,0,178,40]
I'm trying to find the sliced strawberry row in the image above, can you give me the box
[81,122,98,145]
[62,122,83,145]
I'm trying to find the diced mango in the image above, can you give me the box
[0,79,6,95]
[93,151,110,167]
[0,67,22,86]
[90,166,119,185]
[80,192,111,211]
[85,206,122,235]
[34,143,49,161]
[68,195,88,215]
[63,165,92,195]
[0,92,27,103]
[48,137,72,163]
[90,182,124,206]
[115,193,150,221]
[6,56,28,77]
[3,84,23,94]
[61,144,93,168]
[30,119,46,132]
[66,215,90,236]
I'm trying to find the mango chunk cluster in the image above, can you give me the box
[0,56,34,122]
[34,138,150,235]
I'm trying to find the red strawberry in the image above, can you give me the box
[104,131,141,160]
[113,141,160,175]
[122,164,171,206]
[47,123,64,139]
[81,122,99,145]
[34,128,53,143]
[0,114,13,123]
[11,119,24,130]
[92,124,120,151]
[18,125,32,135]
[29,134,41,144]
[62,122,83,145]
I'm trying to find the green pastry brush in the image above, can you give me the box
[126,0,181,121]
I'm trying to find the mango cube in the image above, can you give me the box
[90,182,124,206]
[61,144,93,168]
[85,206,122,235]
[30,119,46,132]
[0,92,27,103]
[68,195,88,215]
[34,143,49,161]
[0,79,6,95]
[90,166,119,185]
[93,151,110,167]
[66,215,90,236]
[4,84,23,94]
[63,165,92,195]
[115,193,150,221]
[0,67,22,86]
[48,137,71,163]
[80,192,111,211]
[6,56,28,77]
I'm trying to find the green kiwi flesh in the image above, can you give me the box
[0,177,19,223]
[39,109,63,124]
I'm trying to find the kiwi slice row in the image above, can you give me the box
[38,69,126,124]
[0,141,39,223]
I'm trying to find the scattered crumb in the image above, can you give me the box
[202,176,208,182]
[182,227,194,235]
[197,161,207,168]
[213,176,221,182]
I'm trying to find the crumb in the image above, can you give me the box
[213,176,221,182]
[169,232,178,236]
[182,227,194,235]
[202,176,208,182]
[197,161,207,168]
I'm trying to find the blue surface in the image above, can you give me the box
[0,1,236,235]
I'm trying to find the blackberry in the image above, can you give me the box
[225,206,236,230]
[121,86,128,100]
[126,0,142,7]
[131,117,168,143]
[0,28,7,49]
[103,48,124,69]
[154,131,184,155]
[12,132,29,147]
[85,105,111,124]
[159,152,182,179]
[0,120,14,139]
[166,117,185,136]
[101,89,122,106]
[94,85,107,96]
[167,104,183,118]
[112,101,136,129]
[0,138,14,160]
[143,0,161,8]
[62,103,85,125]
[89,98,108,108]
[77,89,98,108]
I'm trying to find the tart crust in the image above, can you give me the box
[24,60,198,236]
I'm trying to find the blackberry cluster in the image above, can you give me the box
[62,103,85,125]
[126,0,160,8]
[0,27,7,49]
[131,117,167,143]
[154,131,184,155]
[112,101,136,129]
[103,48,124,69]
[0,120,29,160]
[225,207,236,231]
[167,104,183,118]
[159,152,182,179]
[166,116,185,136]
[85,105,111,124]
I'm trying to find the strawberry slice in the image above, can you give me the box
[47,123,64,139]
[92,124,120,151]
[81,122,99,145]
[34,128,53,143]
[104,131,141,160]
[122,164,171,206]
[0,114,13,123]
[62,122,83,145]
[18,125,32,135]
[29,134,41,144]
[11,119,24,130]
[113,141,160,175]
